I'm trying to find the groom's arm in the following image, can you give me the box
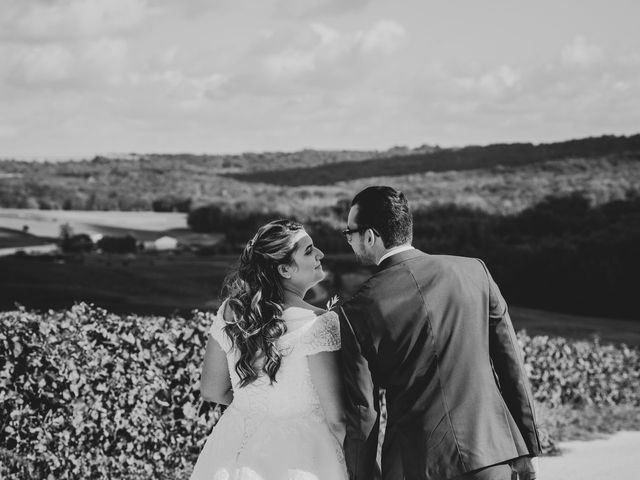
[339,304,381,480]
[479,260,542,456]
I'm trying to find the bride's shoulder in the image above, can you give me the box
[282,303,325,316]
[281,305,337,325]
[280,306,340,354]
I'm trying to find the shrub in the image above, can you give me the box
[0,304,221,479]
[96,235,137,254]
[0,306,638,477]
[521,334,640,407]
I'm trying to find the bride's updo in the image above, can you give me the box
[221,219,305,387]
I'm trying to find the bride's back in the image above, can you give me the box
[209,304,340,418]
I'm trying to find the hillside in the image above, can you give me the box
[0,134,638,216]
[226,134,640,185]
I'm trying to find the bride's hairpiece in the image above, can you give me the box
[245,225,307,262]
[289,228,309,246]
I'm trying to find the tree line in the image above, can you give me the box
[1,134,638,211]
[188,192,640,320]
[227,134,640,185]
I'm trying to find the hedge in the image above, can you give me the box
[1,304,638,478]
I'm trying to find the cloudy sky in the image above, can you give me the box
[1,0,639,158]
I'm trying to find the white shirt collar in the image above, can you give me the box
[377,245,415,266]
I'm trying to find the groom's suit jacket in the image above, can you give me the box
[339,249,541,480]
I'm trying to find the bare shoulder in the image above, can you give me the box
[283,301,325,316]
[219,298,236,323]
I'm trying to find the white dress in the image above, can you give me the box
[190,304,348,480]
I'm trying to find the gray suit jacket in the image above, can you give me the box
[339,249,541,480]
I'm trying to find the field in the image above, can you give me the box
[1,252,638,346]
[0,254,234,315]
[0,208,188,241]
[507,307,640,346]
[0,227,52,248]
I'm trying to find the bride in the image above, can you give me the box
[190,219,348,480]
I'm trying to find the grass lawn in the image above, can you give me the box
[0,227,53,248]
[1,253,638,346]
[509,307,640,346]
[0,253,236,315]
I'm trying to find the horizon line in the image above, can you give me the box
[1,131,638,162]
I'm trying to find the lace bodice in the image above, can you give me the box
[208,303,341,419]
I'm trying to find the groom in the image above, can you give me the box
[338,186,541,480]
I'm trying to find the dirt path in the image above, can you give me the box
[540,431,640,480]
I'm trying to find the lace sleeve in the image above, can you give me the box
[298,311,341,356]
[208,300,234,353]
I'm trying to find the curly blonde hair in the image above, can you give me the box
[221,219,304,387]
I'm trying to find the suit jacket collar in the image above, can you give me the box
[377,248,425,271]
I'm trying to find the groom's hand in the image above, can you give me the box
[510,456,538,480]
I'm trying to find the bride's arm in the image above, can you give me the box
[200,337,233,405]
[309,351,346,444]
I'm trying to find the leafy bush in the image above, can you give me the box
[1,305,638,478]
[523,335,640,407]
[0,304,221,479]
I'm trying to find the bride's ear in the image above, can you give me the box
[277,264,291,279]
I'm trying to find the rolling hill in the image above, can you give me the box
[225,134,640,185]
[0,134,639,218]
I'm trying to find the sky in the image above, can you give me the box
[0,0,639,158]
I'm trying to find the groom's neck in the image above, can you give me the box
[375,243,413,265]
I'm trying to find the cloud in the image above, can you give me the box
[127,69,229,109]
[455,65,521,97]
[0,123,20,138]
[259,20,407,82]
[148,0,228,18]
[360,20,407,54]
[149,46,179,70]
[81,37,129,84]
[8,44,75,85]
[562,36,604,68]
[263,50,316,78]
[0,0,148,42]
[6,37,129,88]
[276,0,374,18]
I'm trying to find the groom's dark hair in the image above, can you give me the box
[351,186,413,248]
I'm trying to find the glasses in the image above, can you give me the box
[341,225,379,242]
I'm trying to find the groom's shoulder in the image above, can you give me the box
[432,254,487,273]
[339,272,382,319]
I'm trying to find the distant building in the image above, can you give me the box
[142,235,179,251]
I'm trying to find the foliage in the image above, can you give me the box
[1,136,638,217]
[534,403,640,444]
[410,192,640,319]
[190,192,640,319]
[96,235,137,254]
[60,234,94,254]
[227,134,640,185]
[187,204,295,244]
[523,335,640,407]
[1,305,639,478]
[152,196,192,213]
[0,304,221,479]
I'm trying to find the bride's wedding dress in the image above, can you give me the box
[190,304,348,480]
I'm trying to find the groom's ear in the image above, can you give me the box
[365,228,377,246]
